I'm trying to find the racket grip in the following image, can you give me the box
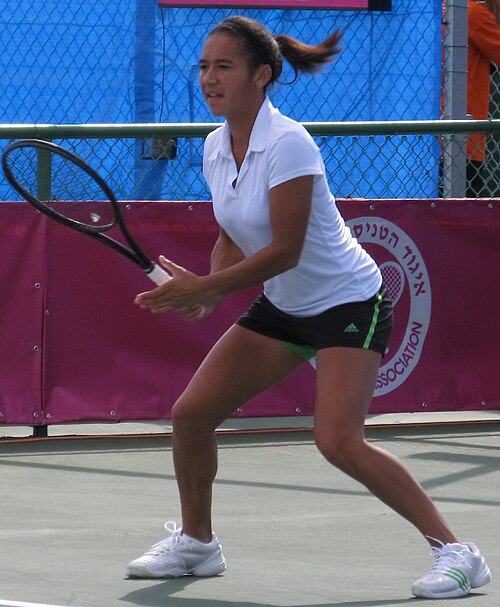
[146,262,207,318]
[147,263,172,285]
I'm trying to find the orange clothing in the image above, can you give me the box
[467,1,500,160]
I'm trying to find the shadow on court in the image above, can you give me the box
[0,424,499,607]
[120,576,420,607]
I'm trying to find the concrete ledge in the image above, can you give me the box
[1,410,499,441]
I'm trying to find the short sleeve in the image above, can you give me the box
[266,127,324,189]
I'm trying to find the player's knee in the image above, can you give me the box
[171,399,213,435]
[171,400,196,432]
[314,430,362,473]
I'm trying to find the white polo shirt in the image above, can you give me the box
[203,98,382,316]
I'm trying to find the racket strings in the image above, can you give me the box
[5,145,115,229]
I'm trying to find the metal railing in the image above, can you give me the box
[1,120,499,201]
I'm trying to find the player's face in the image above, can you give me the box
[199,32,270,120]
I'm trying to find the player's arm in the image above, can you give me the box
[134,226,245,316]
[134,174,313,313]
[210,227,246,273]
[202,174,313,296]
[193,228,246,315]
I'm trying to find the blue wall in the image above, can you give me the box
[0,0,442,198]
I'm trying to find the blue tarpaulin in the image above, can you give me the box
[0,0,442,198]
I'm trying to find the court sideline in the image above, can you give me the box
[0,421,499,607]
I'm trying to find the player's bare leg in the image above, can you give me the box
[313,347,457,545]
[171,325,304,542]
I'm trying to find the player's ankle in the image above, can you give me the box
[182,528,213,543]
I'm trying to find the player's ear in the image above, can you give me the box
[255,64,272,89]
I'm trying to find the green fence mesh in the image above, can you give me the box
[487,65,500,194]
[0,0,499,199]
[0,1,441,123]
[1,121,499,201]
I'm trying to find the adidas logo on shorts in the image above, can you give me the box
[344,323,360,333]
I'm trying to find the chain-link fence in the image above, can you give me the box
[0,1,441,124]
[442,0,500,196]
[486,65,500,195]
[0,0,499,198]
[1,121,498,201]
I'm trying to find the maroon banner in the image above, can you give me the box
[340,199,500,414]
[0,205,45,425]
[39,202,314,424]
[0,199,499,427]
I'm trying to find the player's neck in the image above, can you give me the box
[227,98,264,167]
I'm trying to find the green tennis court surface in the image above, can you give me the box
[1,421,499,606]
[0,602,69,607]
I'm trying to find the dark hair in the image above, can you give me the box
[208,16,342,86]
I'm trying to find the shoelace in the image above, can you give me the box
[425,536,470,575]
[146,521,189,556]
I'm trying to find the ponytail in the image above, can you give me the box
[275,30,342,82]
[208,17,342,87]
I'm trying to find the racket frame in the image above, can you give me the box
[1,138,163,276]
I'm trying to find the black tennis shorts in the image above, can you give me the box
[237,286,393,360]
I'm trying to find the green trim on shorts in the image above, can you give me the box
[281,340,316,361]
[363,290,383,349]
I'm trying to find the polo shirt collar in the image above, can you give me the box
[207,97,274,161]
[248,97,274,153]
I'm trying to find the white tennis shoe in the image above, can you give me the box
[411,540,492,599]
[126,521,226,579]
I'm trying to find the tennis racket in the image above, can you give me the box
[1,139,171,286]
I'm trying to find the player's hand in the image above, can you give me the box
[134,256,217,319]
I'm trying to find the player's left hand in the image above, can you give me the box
[134,256,216,319]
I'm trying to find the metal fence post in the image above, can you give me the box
[442,0,468,197]
[37,147,52,201]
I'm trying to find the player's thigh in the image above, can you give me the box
[314,347,381,440]
[173,324,304,430]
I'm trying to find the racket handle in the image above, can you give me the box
[147,263,172,285]
[146,262,207,317]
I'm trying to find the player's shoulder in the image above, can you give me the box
[267,108,319,156]
[204,123,228,161]
[269,106,311,137]
[205,123,225,145]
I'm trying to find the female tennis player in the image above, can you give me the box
[129,16,491,599]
